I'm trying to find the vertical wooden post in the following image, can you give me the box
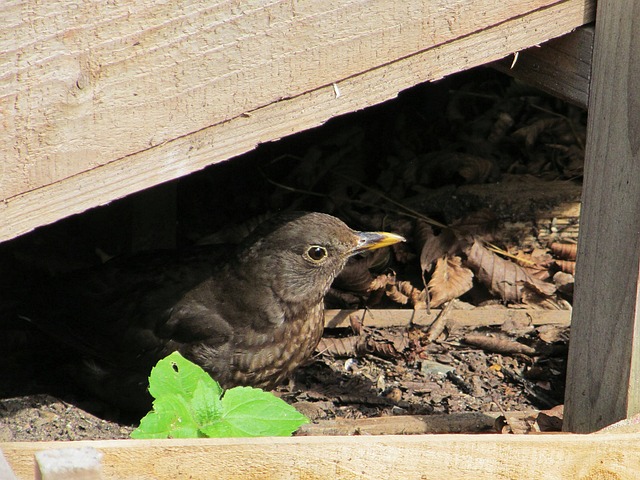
[564,0,640,432]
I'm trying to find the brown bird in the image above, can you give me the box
[15,212,404,411]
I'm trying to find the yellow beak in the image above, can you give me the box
[352,231,405,254]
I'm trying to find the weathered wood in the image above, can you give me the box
[297,412,506,435]
[324,308,571,329]
[455,174,583,245]
[493,25,594,108]
[564,0,640,433]
[35,447,103,480]
[0,450,19,480]
[3,434,640,480]
[0,0,596,242]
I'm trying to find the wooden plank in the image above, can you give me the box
[0,0,591,200]
[3,434,640,480]
[0,450,19,480]
[35,447,103,480]
[0,0,596,242]
[564,0,640,433]
[296,412,506,435]
[323,308,571,329]
[493,25,594,108]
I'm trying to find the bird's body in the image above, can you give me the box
[12,212,403,411]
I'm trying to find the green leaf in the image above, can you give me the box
[131,352,309,439]
[147,351,222,401]
[201,386,309,437]
[191,378,223,428]
[131,394,200,439]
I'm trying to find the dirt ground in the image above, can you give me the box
[0,68,582,441]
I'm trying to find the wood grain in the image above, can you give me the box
[0,451,18,480]
[493,25,594,108]
[1,0,576,200]
[296,412,506,435]
[0,0,595,242]
[564,0,640,432]
[35,447,103,480]
[3,434,640,479]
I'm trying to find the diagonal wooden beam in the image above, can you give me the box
[0,1,595,242]
[493,25,594,109]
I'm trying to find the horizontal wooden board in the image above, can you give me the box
[0,0,595,242]
[323,308,571,328]
[297,411,507,435]
[3,433,640,479]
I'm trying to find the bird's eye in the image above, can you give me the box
[306,246,328,262]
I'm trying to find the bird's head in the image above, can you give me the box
[240,212,405,307]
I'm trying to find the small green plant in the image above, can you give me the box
[130,351,308,439]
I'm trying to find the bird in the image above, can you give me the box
[11,212,404,411]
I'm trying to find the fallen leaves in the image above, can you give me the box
[466,240,556,304]
[550,242,577,275]
[317,314,411,360]
[427,256,474,308]
[409,221,561,310]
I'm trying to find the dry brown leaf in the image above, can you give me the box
[370,272,396,291]
[349,313,364,335]
[427,256,474,308]
[512,117,563,147]
[386,280,426,309]
[414,222,462,275]
[457,154,498,184]
[362,332,407,359]
[386,284,409,305]
[500,315,534,336]
[537,325,570,344]
[316,336,360,357]
[521,283,567,310]
[465,240,556,303]
[497,411,540,434]
[550,242,577,261]
[410,288,427,310]
[512,248,554,273]
[400,281,427,309]
[554,259,576,275]
[536,405,564,432]
[387,331,411,354]
[396,281,427,309]
[488,112,515,144]
[553,271,574,297]
[360,338,400,358]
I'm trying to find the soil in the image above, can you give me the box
[0,68,583,441]
[0,316,569,441]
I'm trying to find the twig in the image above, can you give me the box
[425,301,454,343]
[463,334,537,356]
